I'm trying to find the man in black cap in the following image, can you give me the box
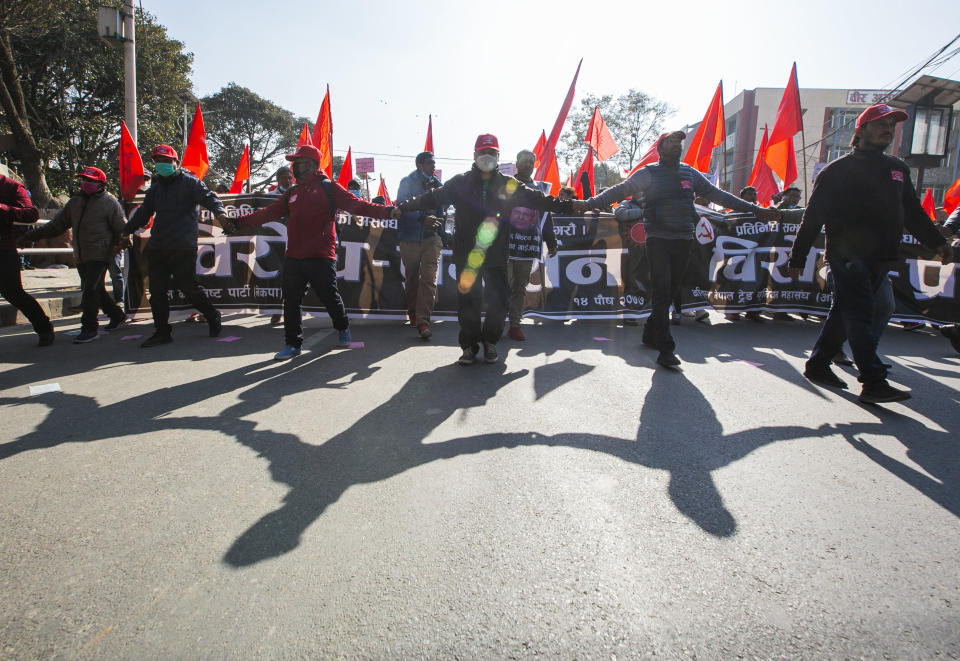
[788,104,952,403]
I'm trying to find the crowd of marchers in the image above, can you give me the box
[2,103,958,405]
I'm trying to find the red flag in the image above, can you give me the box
[181,102,209,180]
[585,106,618,163]
[748,125,779,207]
[377,176,391,205]
[312,85,333,177]
[765,63,803,185]
[534,59,582,182]
[424,115,434,154]
[228,144,250,194]
[573,149,594,200]
[543,152,561,196]
[337,146,353,188]
[533,130,546,169]
[564,174,573,188]
[118,120,145,202]
[623,137,664,178]
[682,82,725,173]
[296,122,313,148]
[944,176,960,215]
[921,188,936,220]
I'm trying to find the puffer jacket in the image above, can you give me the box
[124,169,225,250]
[24,190,125,263]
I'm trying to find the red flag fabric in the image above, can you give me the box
[921,188,936,220]
[377,176,392,205]
[533,130,547,169]
[296,122,313,148]
[944,176,960,215]
[534,59,582,182]
[765,63,803,184]
[564,174,573,188]
[118,120,145,202]
[748,125,779,207]
[682,82,725,174]
[181,102,209,180]
[573,149,594,200]
[543,152,561,196]
[312,85,333,177]
[585,106,618,163]
[337,147,353,188]
[424,115,434,154]
[228,145,250,194]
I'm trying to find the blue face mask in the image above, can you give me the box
[154,162,177,177]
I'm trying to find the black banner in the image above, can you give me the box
[125,194,960,324]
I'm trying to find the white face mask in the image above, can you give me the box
[475,154,498,173]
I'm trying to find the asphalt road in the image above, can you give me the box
[1,311,958,659]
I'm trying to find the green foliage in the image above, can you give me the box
[0,0,193,196]
[557,89,674,176]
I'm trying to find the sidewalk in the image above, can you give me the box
[0,267,83,327]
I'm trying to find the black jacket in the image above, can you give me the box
[397,166,573,267]
[789,148,945,267]
[124,170,225,251]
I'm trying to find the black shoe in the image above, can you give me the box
[37,330,55,347]
[483,341,498,363]
[208,314,222,337]
[859,382,911,404]
[105,315,128,331]
[832,351,854,366]
[941,325,960,354]
[803,363,848,389]
[141,333,172,348]
[656,351,681,367]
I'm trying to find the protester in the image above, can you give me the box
[222,144,396,360]
[397,151,445,339]
[777,186,801,210]
[584,130,778,367]
[0,173,54,345]
[267,165,294,326]
[396,133,584,365]
[788,104,951,403]
[21,167,126,343]
[121,144,231,348]
[738,186,758,204]
[558,186,576,202]
[505,149,558,340]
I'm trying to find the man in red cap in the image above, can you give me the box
[222,144,397,359]
[122,144,231,347]
[396,133,585,365]
[21,167,126,342]
[0,172,54,345]
[788,103,952,404]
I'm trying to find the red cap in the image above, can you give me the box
[285,144,323,162]
[76,166,106,183]
[151,144,179,160]
[474,133,499,152]
[855,104,908,130]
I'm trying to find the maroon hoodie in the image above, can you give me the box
[0,174,40,250]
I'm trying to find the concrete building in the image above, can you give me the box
[694,79,960,206]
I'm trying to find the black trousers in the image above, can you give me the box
[147,248,219,335]
[282,257,348,348]
[643,237,692,353]
[77,260,123,332]
[455,264,508,351]
[0,248,52,334]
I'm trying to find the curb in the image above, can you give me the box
[0,291,83,327]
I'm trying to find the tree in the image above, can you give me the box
[557,90,673,180]
[0,0,193,204]
[201,83,306,189]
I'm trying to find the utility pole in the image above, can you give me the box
[97,3,136,141]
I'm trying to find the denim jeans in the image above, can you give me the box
[282,257,348,348]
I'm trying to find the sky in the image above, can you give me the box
[145,0,960,196]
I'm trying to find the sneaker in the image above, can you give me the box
[507,326,526,341]
[458,347,476,365]
[274,345,302,360]
[859,382,911,404]
[338,328,352,346]
[105,315,128,331]
[656,351,681,367]
[73,330,98,344]
[141,333,172,348]
[671,312,681,325]
[208,314,222,337]
[694,310,709,322]
[37,330,55,347]
[483,341,498,363]
[803,363,847,389]
[832,351,854,366]
[941,325,960,353]
[269,314,282,326]
[417,323,432,339]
